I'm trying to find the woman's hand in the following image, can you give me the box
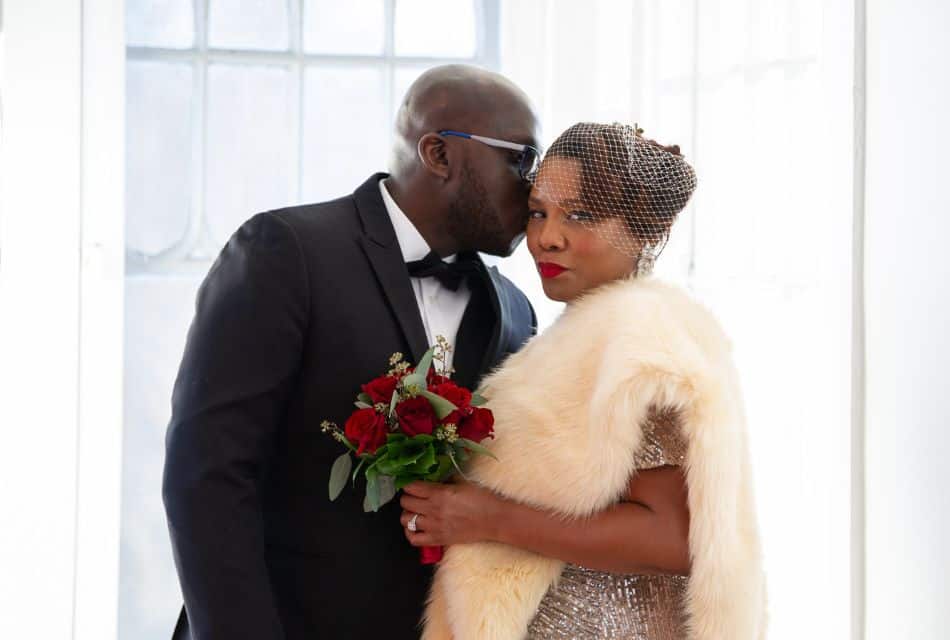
[399,480,504,547]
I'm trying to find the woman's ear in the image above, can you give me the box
[417,133,451,180]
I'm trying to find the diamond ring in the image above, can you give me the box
[408,513,420,533]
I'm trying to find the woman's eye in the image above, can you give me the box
[528,210,545,220]
[567,210,594,222]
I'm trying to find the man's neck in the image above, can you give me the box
[383,177,459,257]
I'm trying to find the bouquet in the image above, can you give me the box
[321,336,496,564]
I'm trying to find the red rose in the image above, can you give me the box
[427,371,450,386]
[457,407,495,442]
[344,408,388,455]
[361,375,398,405]
[430,382,472,410]
[396,396,438,437]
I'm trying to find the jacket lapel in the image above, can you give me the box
[354,174,429,362]
[480,263,511,376]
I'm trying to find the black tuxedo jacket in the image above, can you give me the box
[163,174,536,639]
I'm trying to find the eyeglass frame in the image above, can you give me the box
[438,130,542,181]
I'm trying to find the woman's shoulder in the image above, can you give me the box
[566,277,732,355]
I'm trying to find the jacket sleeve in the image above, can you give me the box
[162,211,310,639]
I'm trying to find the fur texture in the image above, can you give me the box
[422,277,768,639]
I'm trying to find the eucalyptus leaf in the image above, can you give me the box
[377,475,397,508]
[363,469,380,512]
[388,388,400,417]
[457,437,499,460]
[328,453,352,501]
[400,371,426,393]
[420,390,458,420]
[351,457,367,485]
[357,392,373,405]
[470,392,488,407]
[354,401,373,410]
[414,348,435,381]
[446,449,469,480]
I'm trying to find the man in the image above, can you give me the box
[163,64,541,639]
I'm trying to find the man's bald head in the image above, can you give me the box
[390,64,538,178]
[383,65,538,258]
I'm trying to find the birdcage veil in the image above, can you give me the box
[528,122,697,276]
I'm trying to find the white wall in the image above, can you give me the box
[864,1,950,637]
[0,1,124,639]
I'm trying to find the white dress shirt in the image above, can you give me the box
[379,179,471,372]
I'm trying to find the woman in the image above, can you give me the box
[400,122,767,639]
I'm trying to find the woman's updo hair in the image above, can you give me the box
[538,122,697,261]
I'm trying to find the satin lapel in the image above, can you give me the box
[480,264,511,375]
[354,174,429,362]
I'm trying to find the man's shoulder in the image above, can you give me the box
[264,194,360,240]
[485,264,537,333]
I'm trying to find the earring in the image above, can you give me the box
[635,251,655,277]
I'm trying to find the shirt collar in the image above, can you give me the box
[379,178,456,264]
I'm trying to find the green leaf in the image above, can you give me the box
[394,474,419,491]
[354,401,373,410]
[470,392,488,407]
[328,453,352,501]
[357,392,373,405]
[424,455,454,482]
[386,433,408,444]
[375,440,430,475]
[377,475,397,508]
[406,443,437,474]
[457,438,499,460]
[420,390,458,420]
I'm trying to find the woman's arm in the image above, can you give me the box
[399,464,691,575]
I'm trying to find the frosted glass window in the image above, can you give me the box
[208,0,290,51]
[303,0,385,55]
[655,0,695,81]
[395,0,477,58]
[302,66,389,202]
[126,0,194,49]
[125,61,193,256]
[205,65,296,244]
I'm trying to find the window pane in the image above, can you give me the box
[126,61,193,256]
[120,276,204,640]
[126,0,194,49]
[302,66,388,202]
[208,0,290,51]
[303,0,385,55]
[395,0,477,58]
[205,65,296,244]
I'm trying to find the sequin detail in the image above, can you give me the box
[527,407,689,639]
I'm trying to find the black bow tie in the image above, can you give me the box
[405,251,481,291]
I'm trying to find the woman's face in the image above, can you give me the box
[526,156,640,303]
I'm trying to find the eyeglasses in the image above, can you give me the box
[438,130,542,181]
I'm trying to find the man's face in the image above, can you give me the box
[445,110,541,256]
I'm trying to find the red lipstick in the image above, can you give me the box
[537,262,568,278]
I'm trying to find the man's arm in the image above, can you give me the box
[162,211,310,639]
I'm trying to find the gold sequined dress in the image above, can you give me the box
[526,409,690,639]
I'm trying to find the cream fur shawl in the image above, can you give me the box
[422,276,767,639]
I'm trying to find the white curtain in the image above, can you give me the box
[499,2,856,637]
